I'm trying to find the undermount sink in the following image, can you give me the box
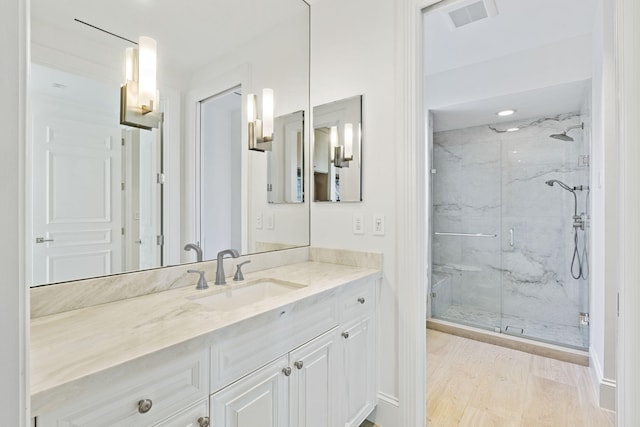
[188,278,307,310]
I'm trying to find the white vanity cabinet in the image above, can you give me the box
[36,349,209,427]
[339,280,377,427]
[210,328,339,427]
[33,275,379,427]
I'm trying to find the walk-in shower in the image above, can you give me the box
[429,114,591,350]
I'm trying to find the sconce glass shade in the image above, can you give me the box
[344,123,353,159]
[330,126,338,161]
[262,88,274,139]
[138,36,157,111]
[247,94,257,122]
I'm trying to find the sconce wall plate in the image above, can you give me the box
[248,120,273,152]
[120,83,161,130]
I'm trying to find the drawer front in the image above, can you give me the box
[340,280,376,322]
[152,399,209,427]
[38,350,209,427]
[210,292,339,392]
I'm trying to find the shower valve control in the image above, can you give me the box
[573,214,586,230]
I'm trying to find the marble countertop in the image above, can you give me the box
[30,260,381,414]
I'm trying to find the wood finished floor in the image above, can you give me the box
[427,329,615,427]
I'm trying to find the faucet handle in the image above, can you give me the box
[233,260,251,281]
[187,269,209,290]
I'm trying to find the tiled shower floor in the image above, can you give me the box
[435,304,587,349]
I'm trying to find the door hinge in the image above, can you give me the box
[156,235,164,246]
[121,227,125,236]
[121,182,125,191]
[121,138,125,146]
[157,173,165,184]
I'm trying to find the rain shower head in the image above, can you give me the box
[550,132,574,142]
[549,122,584,142]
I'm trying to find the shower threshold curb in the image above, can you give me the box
[427,318,589,366]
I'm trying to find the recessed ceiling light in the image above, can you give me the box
[497,109,515,117]
[506,127,520,132]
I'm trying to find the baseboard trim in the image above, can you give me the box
[589,347,616,411]
[366,392,399,427]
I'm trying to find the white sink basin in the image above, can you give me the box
[188,278,306,310]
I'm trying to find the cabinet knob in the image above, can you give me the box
[198,416,210,427]
[294,361,304,370]
[358,297,366,304]
[282,367,292,376]
[137,399,153,414]
[342,332,350,339]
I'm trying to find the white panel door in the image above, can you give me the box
[341,317,376,427]
[289,328,338,427]
[32,98,122,285]
[210,355,289,427]
[137,127,162,269]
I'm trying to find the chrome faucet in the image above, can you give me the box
[215,249,240,285]
[184,243,203,262]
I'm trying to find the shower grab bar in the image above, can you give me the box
[434,232,497,238]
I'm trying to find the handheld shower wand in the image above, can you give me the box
[545,179,588,280]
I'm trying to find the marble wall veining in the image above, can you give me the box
[431,113,590,347]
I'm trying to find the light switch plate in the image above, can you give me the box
[373,213,385,235]
[256,213,263,229]
[353,214,364,235]
[266,214,275,230]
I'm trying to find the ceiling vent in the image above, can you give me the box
[445,0,498,28]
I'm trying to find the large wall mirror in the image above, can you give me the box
[313,95,363,202]
[29,0,310,287]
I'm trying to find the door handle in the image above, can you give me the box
[509,228,514,247]
[35,237,54,244]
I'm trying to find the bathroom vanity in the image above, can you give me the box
[31,255,381,427]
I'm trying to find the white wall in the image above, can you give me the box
[310,0,399,421]
[589,0,617,411]
[0,0,27,424]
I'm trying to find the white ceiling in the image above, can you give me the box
[423,0,597,132]
[30,0,308,78]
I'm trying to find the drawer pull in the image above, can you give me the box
[282,367,292,376]
[358,297,366,304]
[342,332,350,339]
[294,361,304,370]
[137,399,153,414]
[198,416,210,427]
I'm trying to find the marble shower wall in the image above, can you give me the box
[432,113,590,334]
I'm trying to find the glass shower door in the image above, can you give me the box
[430,130,503,332]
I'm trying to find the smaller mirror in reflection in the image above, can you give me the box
[268,111,304,204]
[313,95,362,202]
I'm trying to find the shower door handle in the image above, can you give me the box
[509,228,514,247]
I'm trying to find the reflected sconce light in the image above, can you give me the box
[120,36,161,130]
[333,122,354,168]
[248,88,274,151]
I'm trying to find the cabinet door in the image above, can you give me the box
[341,316,376,427]
[152,399,209,427]
[210,355,289,427]
[289,328,338,427]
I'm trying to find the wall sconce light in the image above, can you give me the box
[333,122,354,168]
[248,88,275,151]
[120,36,161,130]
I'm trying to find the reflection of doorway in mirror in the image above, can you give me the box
[122,126,163,272]
[30,65,123,285]
[199,88,242,260]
